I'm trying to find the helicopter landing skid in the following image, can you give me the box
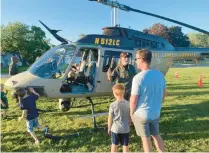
[86,97,107,132]
[44,97,107,141]
[44,127,107,141]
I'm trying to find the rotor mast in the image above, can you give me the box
[89,0,209,35]
[112,2,117,26]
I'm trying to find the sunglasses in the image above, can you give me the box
[135,58,142,61]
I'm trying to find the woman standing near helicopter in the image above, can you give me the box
[108,52,136,101]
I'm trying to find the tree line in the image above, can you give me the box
[1,22,208,64]
[143,23,209,48]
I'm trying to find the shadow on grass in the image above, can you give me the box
[167,85,209,91]
[167,91,209,97]
[161,100,209,138]
[167,83,209,86]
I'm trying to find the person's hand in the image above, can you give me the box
[108,129,111,136]
[129,118,133,126]
[29,87,35,93]
[107,68,112,81]
[107,68,112,74]
[1,102,6,107]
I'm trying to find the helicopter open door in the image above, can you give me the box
[60,47,99,93]
[95,49,134,94]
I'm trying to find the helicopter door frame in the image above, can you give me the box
[96,47,135,93]
[61,44,101,95]
[77,45,101,93]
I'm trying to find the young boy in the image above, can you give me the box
[108,83,130,152]
[1,84,9,119]
[17,87,48,145]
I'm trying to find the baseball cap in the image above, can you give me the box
[120,52,129,58]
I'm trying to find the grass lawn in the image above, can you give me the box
[1,66,29,74]
[1,67,209,152]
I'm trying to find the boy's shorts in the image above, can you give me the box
[111,131,129,146]
[26,117,39,132]
[131,114,159,137]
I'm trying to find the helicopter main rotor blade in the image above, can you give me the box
[39,20,68,44]
[129,8,209,35]
[90,0,209,35]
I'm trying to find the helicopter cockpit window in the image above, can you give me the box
[102,50,132,72]
[60,48,99,93]
[29,45,76,79]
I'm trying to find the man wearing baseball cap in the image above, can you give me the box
[108,52,136,101]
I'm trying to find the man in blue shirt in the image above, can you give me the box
[17,87,48,145]
[130,49,166,152]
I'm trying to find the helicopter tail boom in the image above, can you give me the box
[173,47,209,61]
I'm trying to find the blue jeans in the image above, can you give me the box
[26,117,39,132]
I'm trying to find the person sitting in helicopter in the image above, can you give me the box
[67,65,79,83]
[72,50,97,91]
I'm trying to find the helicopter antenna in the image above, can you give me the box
[39,20,69,44]
[89,0,209,35]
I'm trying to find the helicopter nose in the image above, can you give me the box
[4,71,38,91]
[4,76,19,90]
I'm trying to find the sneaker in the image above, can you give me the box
[87,83,93,91]
[44,127,49,135]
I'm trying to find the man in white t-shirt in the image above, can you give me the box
[130,49,166,152]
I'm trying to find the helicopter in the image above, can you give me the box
[4,0,209,114]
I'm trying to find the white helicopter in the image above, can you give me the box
[5,0,209,115]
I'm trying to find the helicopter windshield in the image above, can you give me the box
[29,45,76,79]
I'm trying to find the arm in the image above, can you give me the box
[110,68,118,84]
[130,76,141,116]
[108,113,113,135]
[18,110,27,121]
[107,68,112,81]
[0,99,6,107]
[130,95,138,116]
[162,78,166,102]
[163,89,166,102]
[29,88,40,97]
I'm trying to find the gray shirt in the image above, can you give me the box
[109,100,130,133]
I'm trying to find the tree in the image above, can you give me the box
[167,26,190,47]
[145,23,190,47]
[146,23,170,40]
[25,26,51,63]
[188,33,209,47]
[1,22,51,64]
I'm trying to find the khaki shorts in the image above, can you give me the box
[131,114,159,137]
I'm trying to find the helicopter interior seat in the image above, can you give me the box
[84,50,98,86]
[72,50,90,85]
[62,49,98,92]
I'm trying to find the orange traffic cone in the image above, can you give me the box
[198,75,203,88]
[175,72,179,79]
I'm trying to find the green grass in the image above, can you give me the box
[1,66,29,74]
[1,67,209,152]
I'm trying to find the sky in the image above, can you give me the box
[1,0,209,45]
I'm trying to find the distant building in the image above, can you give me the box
[0,51,22,67]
